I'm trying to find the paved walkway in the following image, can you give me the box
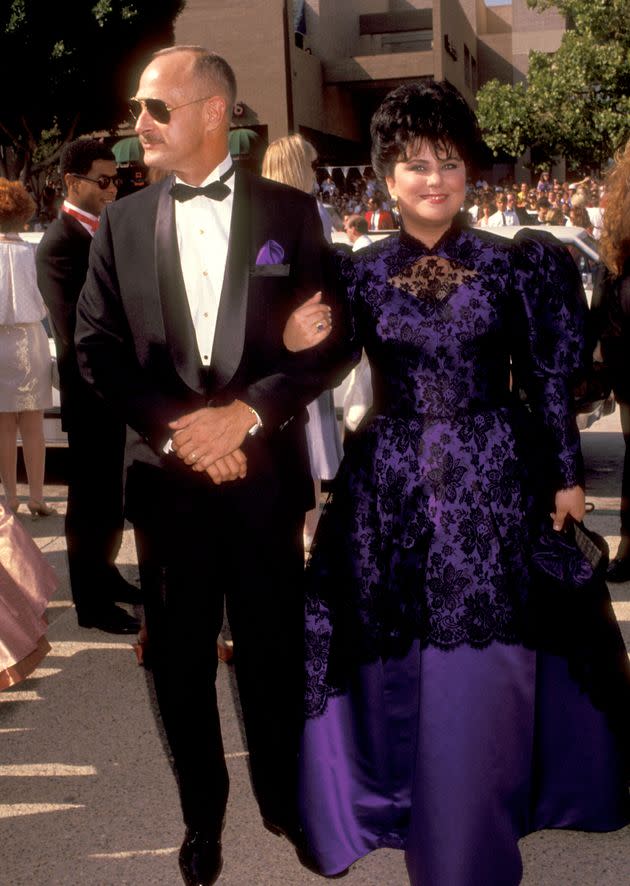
[1,412,629,885]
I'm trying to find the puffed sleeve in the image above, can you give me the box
[509,230,589,491]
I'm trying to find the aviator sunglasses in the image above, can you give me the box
[72,173,123,190]
[129,95,214,125]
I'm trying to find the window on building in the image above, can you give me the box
[380,30,433,53]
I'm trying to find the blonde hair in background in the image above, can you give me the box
[599,139,630,277]
[262,133,316,194]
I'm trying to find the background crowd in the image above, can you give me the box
[22,154,607,241]
[313,165,606,237]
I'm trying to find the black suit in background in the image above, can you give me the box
[74,170,349,836]
[35,213,128,620]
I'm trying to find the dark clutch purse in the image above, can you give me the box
[530,518,607,596]
[525,518,630,766]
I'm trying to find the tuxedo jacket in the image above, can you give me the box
[75,170,349,519]
[35,213,95,426]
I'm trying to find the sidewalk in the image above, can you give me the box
[1,414,629,885]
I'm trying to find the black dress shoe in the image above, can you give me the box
[179,830,222,885]
[108,571,143,605]
[263,818,349,879]
[77,605,141,635]
[606,557,630,583]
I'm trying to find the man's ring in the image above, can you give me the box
[191,452,198,462]
[316,321,325,332]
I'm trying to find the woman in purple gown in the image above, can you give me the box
[289,82,629,885]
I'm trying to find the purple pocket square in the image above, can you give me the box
[256,240,285,265]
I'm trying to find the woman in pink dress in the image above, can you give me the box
[0,501,57,690]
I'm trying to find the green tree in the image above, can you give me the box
[0,0,184,183]
[475,81,530,160]
[476,0,630,175]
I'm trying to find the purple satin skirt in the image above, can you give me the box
[299,642,629,886]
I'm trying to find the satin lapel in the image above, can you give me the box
[209,168,251,390]
[155,178,206,394]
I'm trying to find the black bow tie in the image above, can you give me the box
[170,165,235,203]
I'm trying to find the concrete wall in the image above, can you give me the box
[175,0,291,140]
[482,3,513,32]
[321,85,363,142]
[291,43,325,132]
[436,0,477,102]
[476,0,565,87]
[301,0,363,60]
[477,32,514,87]
[389,0,433,8]
[511,0,565,81]
[432,0,443,80]
[511,0,564,31]
[324,50,434,83]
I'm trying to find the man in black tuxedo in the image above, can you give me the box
[36,139,140,635]
[75,47,345,885]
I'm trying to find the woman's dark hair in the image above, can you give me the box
[370,80,484,180]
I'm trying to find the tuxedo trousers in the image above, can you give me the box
[64,392,126,618]
[133,466,306,836]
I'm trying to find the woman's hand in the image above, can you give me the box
[551,485,585,530]
[283,291,333,352]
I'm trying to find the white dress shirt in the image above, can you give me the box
[352,234,373,252]
[368,209,381,231]
[174,154,234,367]
[63,200,100,236]
[163,155,261,452]
[488,208,519,227]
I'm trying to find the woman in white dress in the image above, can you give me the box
[0,179,55,517]
[262,135,343,548]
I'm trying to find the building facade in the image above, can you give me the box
[175,0,567,175]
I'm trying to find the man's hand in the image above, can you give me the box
[203,449,248,484]
[169,401,256,466]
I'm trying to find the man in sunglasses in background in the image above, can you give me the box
[36,138,141,635]
[75,46,345,885]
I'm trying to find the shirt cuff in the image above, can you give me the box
[247,406,263,436]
